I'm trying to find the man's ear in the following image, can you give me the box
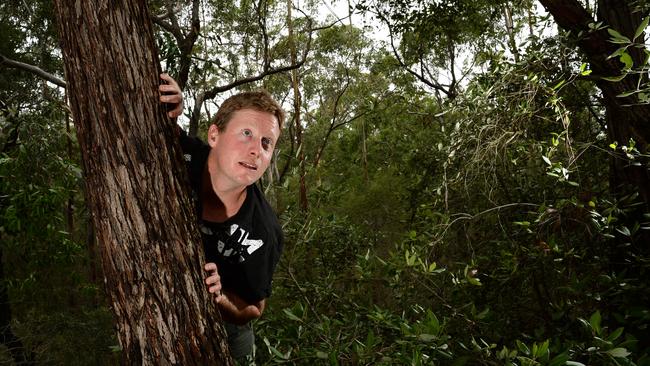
[208,124,219,147]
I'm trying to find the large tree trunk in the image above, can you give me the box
[53,1,233,364]
[538,0,650,209]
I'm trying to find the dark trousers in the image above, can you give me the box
[224,322,254,363]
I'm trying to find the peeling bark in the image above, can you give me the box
[53,1,232,364]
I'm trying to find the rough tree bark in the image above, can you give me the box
[53,1,233,364]
[538,0,650,209]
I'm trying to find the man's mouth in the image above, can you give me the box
[239,162,258,170]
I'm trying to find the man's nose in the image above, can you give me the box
[249,141,261,156]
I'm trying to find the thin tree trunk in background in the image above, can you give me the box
[361,119,369,183]
[65,91,74,236]
[287,0,308,211]
[53,1,232,364]
[526,2,535,38]
[503,4,520,63]
[348,0,353,26]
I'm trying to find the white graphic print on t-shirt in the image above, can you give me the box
[201,223,264,263]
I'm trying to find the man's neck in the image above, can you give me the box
[201,165,247,223]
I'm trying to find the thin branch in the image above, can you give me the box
[151,17,183,41]
[430,203,541,248]
[0,53,66,88]
[151,0,184,42]
[313,70,352,167]
[296,7,350,31]
[195,17,314,103]
[167,0,183,38]
[176,0,201,89]
[151,2,184,22]
[377,11,453,97]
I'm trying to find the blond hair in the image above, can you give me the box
[212,90,285,131]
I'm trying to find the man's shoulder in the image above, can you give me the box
[248,185,280,222]
[242,184,282,242]
[178,129,209,185]
[179,129,209,160]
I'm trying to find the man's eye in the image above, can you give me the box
[242,129,252,137]
[262,137,273,150]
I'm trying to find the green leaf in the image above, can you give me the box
[634,16,649,41]
[263,337,289,360]
[283,308,303,322]
[590,311,602,334]
[607,327,625,342]
[270,345,288,359]
[552,79,566,90]
[405,250,416,266]
[607,28,631,43]
[365,329,377,348]
[619,52,634,70]
[607,46,629,60]
[316,351,328,359]
[109,345,122,353]
[602,74,626,82]
[542,156,552,166]
[578,63,593,76]
[515,340,530,355]
[425,310,440,333]
[616,226,631,237]
[606,348,631,358]
[428,262,437,272]
[476,307,490,319]
[548,352,570,366]
[566,362,586,366]
[535,340,549,358]
[419,333,437,342]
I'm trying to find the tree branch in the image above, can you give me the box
[377,11,453,98]
[0,53,66,88]
[189,17,315,134]
[174,0,201,89]
[151,17,183,41]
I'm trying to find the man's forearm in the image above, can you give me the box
[217,291,265,325]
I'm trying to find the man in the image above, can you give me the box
[159,73,284,362]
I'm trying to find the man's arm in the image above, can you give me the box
[204,263,266,326]
[218,290,266,325]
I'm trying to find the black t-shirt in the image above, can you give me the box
[179,130,283,304]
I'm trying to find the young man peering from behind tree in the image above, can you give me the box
[159,73,284,362]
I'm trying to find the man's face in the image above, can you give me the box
[207,108,280,192]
